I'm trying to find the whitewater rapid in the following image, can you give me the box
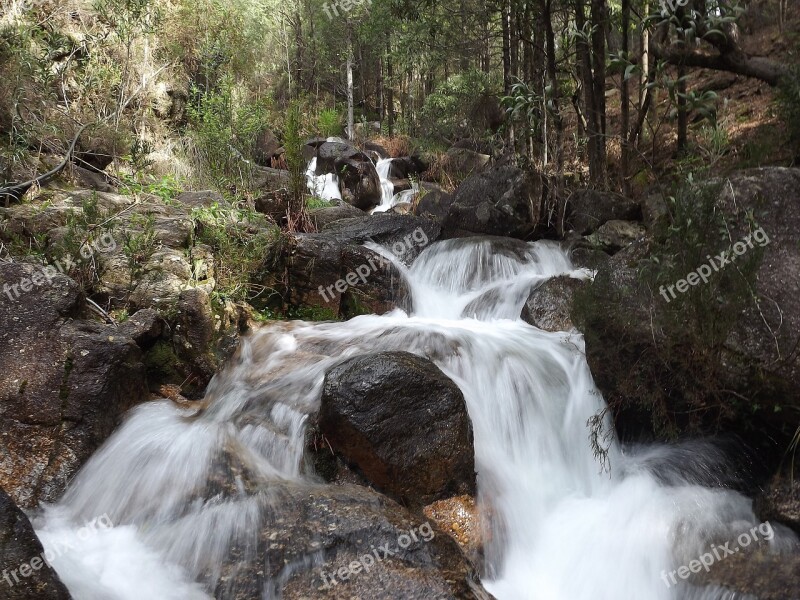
[31,237,795,599]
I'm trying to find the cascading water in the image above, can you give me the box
[305,157,341,201]
[372,158,396,212]
[32,237,796,599]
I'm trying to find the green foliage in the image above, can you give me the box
[287,305,339,322]
[187,78,269,189]
[306,196,332,210]
[121,212,159,279]
[317,109,342,137]
[191,202,283,302]
[284,101,306,215]
[420,70,498,139]
[574,177,768,438]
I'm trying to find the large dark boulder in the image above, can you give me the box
[443,164,540,239]
[574,167,800,446]
[318,352,476,507]
[565,189,641,235]
[336,158,382,211]
[0,488,71,599]
[0,263,149,507]
[414,183,454,223]
[388,156,429,180]
[315,141,369,175]
[287,214,439,315]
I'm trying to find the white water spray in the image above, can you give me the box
[33,237,795,599]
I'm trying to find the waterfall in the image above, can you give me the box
[371,158,396,213]
[32,237,796,599]
[305,157,341,201]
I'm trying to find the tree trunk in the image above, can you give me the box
[346,22,355,141]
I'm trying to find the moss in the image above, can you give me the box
[143,340,182,383]
[288,305,340,322]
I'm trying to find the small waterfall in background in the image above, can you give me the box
[32,237,797,600]
[371,157,397,213]
[304,157,341,201]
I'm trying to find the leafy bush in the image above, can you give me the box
[191,203,284,302]
[318,108,341,137]
[187,78,268,189]
[420,70,499,140]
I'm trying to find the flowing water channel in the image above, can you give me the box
[32,237,795,599]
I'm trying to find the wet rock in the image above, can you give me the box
[521,276,587,332]
[565,189,641,235]
[0,262,148,507]
[423,495,482,562]
[339,245,403,317]
[0,488,71,599]
[205,482,494,600]
[318,352,476,507]
[443,164,540,239]
[388,156,429,180]
[585,220,647,253]
[337,158,381,211]
[697,546,800,600]
[755,476,800,535]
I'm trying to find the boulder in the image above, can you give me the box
[443,165,540,239]
[565,189,641,235]
[388,156,429,180]
[337,158,382,211]
[574,168,800,445]
[309,203,365,230]
[318,352,475,506]
[0,262,148,507]
[0,488,71,599]
[202,482,494,600]
[252,128,281,167]
[415,183,454,223]
[697,547,800,600]
[755,476,800,535]
[585,220,647,253]
[363,141,389,160]
[521,276,587,332]
[445,147,491,176]
[315,141,369,175]
[287,214,439,315]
